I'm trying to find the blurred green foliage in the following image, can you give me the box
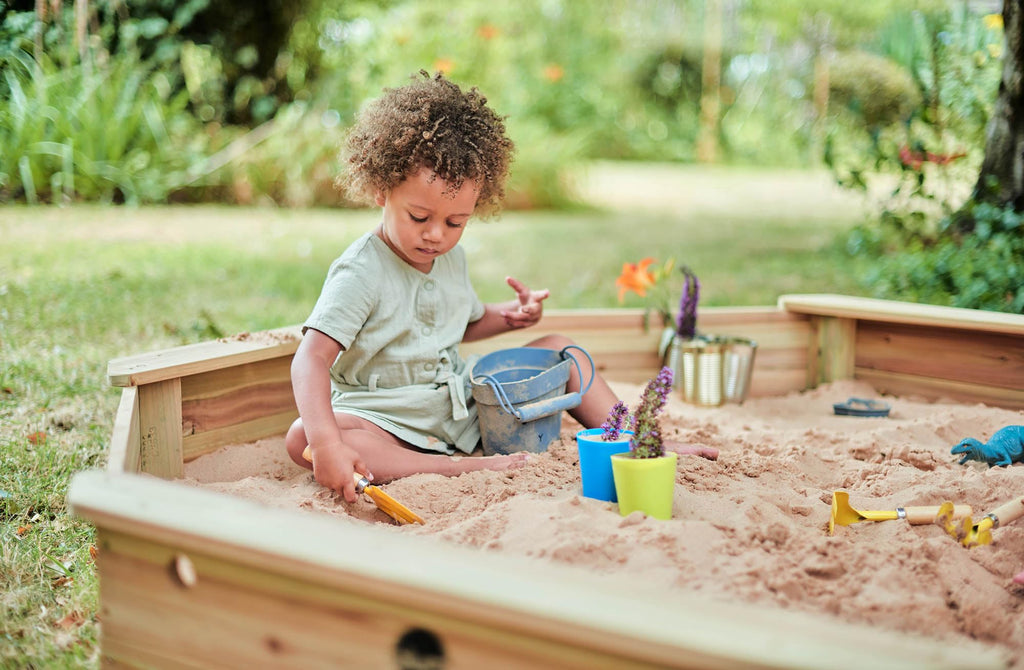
[848,193,1024,313]
[0,48,208,203]
[1,0,1020,314]
[829,51,922,129]
[5,0,1000,208]
[821,3,1019,313]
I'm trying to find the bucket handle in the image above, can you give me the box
[560,344,595,398]
[478,345,595,422]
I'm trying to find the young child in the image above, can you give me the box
[286,71,716,503]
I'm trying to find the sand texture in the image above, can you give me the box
[183,379,1024,667]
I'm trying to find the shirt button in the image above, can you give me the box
[422,326,432,336]
[424,280,435,290]
[424,362,435,371]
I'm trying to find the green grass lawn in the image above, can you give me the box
[0,164,871,667]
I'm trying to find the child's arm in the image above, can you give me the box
[463,276,550,342]
[291,329,367,502]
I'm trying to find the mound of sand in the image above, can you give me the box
[183,379,1024,666]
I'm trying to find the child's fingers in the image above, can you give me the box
[507,277,550,308]
[505,275,527,297]
[507,276,537,302]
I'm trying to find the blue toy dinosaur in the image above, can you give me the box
[951,425,1024,467]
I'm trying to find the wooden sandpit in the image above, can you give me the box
[69,295,1024,669]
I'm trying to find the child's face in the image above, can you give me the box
[375,167,478,273]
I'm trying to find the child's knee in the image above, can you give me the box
[284,419,309,465]
[528,333,574,350]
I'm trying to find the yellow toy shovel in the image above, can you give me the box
[935,495,1024,548]
[829,491,972,536]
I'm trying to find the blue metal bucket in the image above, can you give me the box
[470,345,594,455]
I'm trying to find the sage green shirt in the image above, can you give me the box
[303,233,486,454]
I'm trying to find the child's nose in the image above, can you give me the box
[422,221,443,241]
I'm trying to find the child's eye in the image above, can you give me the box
[447,221,465,229]
[409,213,427,223]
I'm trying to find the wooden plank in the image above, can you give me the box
[812,316,856,384]
[464,308,809,397]
[106,387,141,475]
[137,379,183,479]
[856,368,1024,410]
[106,309,795,390]
[68,471,999,670]
[95,530,694,670]
[779,294,1024,336]
[180,358,295,434]
[182,410,298,462]
[748,369,808,398]
[107,326,302,388]
[856,321,1024,391]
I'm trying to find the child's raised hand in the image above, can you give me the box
[501,276,550,329]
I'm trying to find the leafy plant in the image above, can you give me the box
[0,49,209,204]
[850,195,1024,313]
[823,6,1017,313]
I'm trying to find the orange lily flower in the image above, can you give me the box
[542,63,565,83]
[616,258,657,301]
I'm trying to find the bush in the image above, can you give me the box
[829,51,922,130]
[848,199,1024,313]
[0,49,209,204]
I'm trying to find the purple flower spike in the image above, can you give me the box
[675,267,700,339]
[601,401,630,441]
[629,366,673,458]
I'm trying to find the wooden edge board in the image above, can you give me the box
[107,326,304,388]
[67,470,1003,670]
[106,387,140,475]
[105,308,792,389]
[779,294,1024,336]
[856,367,1024,410]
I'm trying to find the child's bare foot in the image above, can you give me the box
[666,442,719,461]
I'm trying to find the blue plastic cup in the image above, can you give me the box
[576,428,633,501]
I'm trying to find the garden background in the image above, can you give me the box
[1,0,1022,666]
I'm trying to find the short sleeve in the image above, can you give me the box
[303,239,378,349]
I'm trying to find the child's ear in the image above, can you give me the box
[374,190,386,207]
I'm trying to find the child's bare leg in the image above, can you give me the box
[665,442,719,460]
[285,414,527,483]
[526,334,717,460]
[526,334,618,429]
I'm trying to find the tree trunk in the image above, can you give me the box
[971,0,1024,210]
[697,0,722,163]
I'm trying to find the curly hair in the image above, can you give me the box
[338,71,515,219]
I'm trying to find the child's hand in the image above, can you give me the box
[502,276,549,329]
[308,442,369,503]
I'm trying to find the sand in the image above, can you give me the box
[182,379,1024,666]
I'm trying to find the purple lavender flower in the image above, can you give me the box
[601,401,630,441]
[630,366,673,458]
[675,267,700,340]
